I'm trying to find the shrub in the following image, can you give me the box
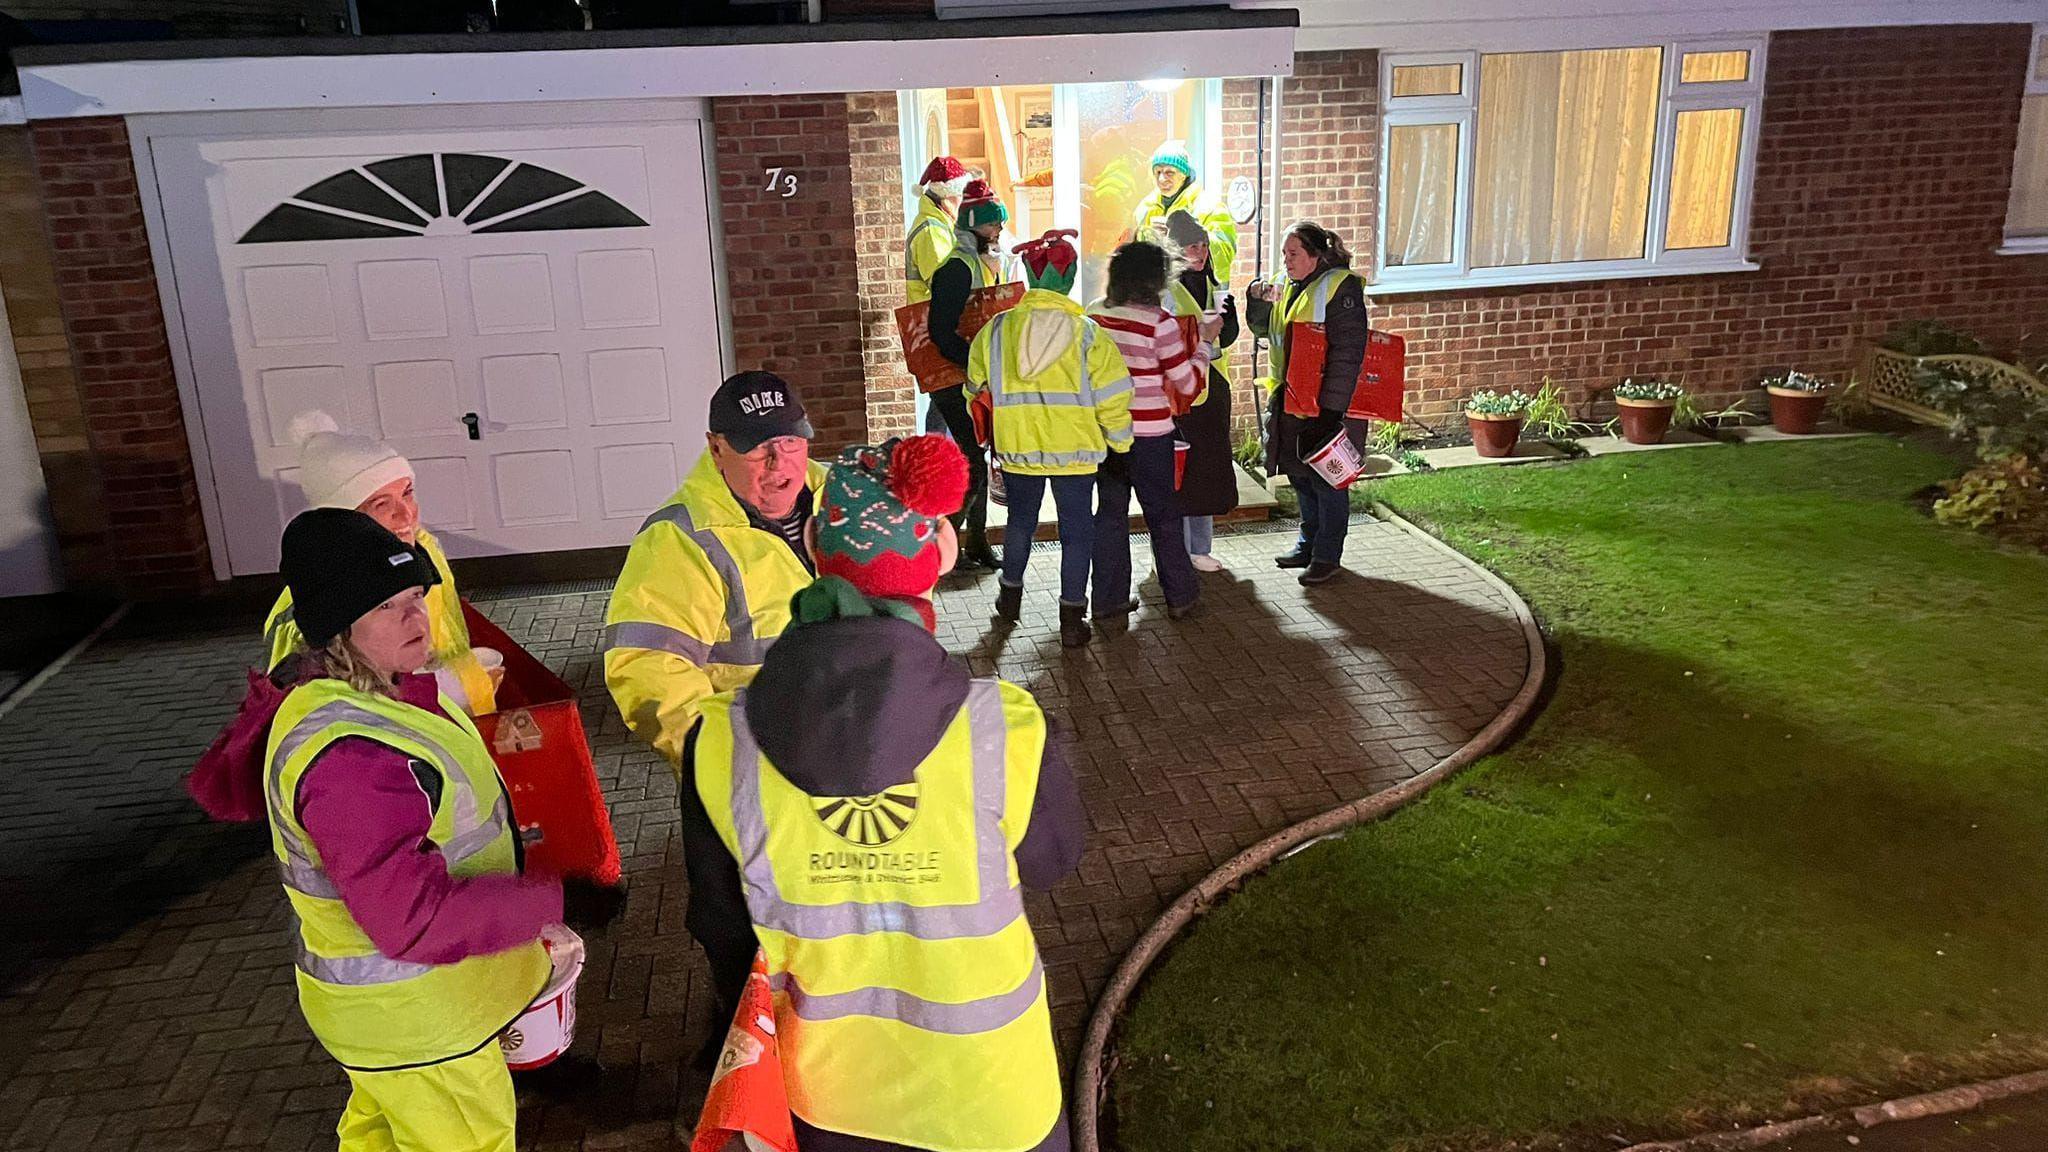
[1615,378,1684,402]
[1915,361,2048,462]
[1466,389,1532,417]
[1521,379,1582,441]
[1881,319,1984,358]
[1934,453,2048,548]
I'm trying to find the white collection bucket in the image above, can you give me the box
[501,923,585,1073]
[1303,427,1366,490]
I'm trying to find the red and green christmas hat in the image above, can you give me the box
[813,434,970,611]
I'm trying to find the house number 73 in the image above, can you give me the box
[763,168,798,198]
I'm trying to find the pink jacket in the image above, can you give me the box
[189,659,561,964]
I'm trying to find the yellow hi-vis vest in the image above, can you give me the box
[904,196,960,306]
[1132,180,1239,287]
[694,680,1062,1152]
[263,528,495,715]
[1256,267,1363,395]
[937,243,1000,292]
[603,453,831,769]
[263,678,549,1071]
[1163,277,1229,384]
[966,290,1134,477]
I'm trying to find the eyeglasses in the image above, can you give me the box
[720,435,808,462]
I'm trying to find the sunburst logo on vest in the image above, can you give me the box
[813,785,919,847]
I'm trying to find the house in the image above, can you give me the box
[5,0,2045,595]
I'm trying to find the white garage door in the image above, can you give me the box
[152,104,724,575]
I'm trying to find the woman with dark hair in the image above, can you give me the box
[1246,221,1370,585]
[1087,240,1214,622]
[1161,210,1240,572]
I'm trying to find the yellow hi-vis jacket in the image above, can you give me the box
[264,677,549,1071]
[263,528,495,715]
[966,289,1134,477]
[604,453,830,769]
[1163,277,1227,391]
[1132,179,1240,287]
[904,195,961,306]
[694,679,1061,1152]
[1255,267,1364,395]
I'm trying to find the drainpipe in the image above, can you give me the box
[1267,73,1285,275]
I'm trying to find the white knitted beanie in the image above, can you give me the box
[287,411,413,511]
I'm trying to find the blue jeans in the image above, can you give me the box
[1185,515,1214,556]
[1092,436,1197,610]
[1285,464,1350,564]
[1000,471,1096,606]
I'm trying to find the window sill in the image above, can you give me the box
[1996,237,2048,256]
[1368,258,1761,297]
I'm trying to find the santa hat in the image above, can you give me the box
[956,178,1008,230]
[287,411,413,512]
[1014,229,1080,295]
[812,435,970,631]
[919,156,972,199]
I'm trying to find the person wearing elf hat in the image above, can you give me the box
[1129,139,1240,288]
[681,434,1084,1152]
[925,176,1014,572]
[905,155,973,307]
[968,228,1134,648]
[263,412,497,715]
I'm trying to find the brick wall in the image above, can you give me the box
[712,96,871,453]
[1301,25,2048,427]
[0,126,112,589]
[27,117,210,594]
[847,91,921,440]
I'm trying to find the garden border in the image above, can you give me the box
[1617,1069,2048,1150]
[1071,503,1551,1152]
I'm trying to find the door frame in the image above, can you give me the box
[130,97,725,581]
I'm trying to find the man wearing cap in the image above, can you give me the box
[683,434,1083,1152]
[924,177,1013,571]
[604,371,829,770]
[906,156,973,307]
[1129,140,1239,287]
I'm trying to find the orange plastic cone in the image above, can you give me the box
[691,952,796,1152]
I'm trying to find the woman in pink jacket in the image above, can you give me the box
[190,509,617,1152]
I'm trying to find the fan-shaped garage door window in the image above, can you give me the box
[239,152,648,243]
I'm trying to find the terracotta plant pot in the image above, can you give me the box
[1767,386,1828,435]
[1616,397,1677,445]
[1467,412,1524,458]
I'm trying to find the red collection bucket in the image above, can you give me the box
[1173,439,1190,490]
[1304,427,1366,490]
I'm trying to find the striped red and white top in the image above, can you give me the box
[1088,302,1204,439]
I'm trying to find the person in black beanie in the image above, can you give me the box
[188,508,617,1152]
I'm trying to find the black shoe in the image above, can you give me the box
[1298,560,1342,585]
[1274,548,1313,569]
[1167,598,1201,621]
[994,583,1023,623]
[1092,596,1141,620]
[964,530,1001,572]
[1059,603,1092,648]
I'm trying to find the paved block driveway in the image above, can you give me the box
[0,518,1528,1151]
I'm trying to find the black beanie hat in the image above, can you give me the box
[279,508,441,648]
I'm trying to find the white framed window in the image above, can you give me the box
[1376,38,1766,293]
[2001,29,2048,255]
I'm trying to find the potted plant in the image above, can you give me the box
[1612,378,1684,444]
[1763,370,1835,434]
[1465,389,1531,458]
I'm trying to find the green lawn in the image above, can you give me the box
[1112,439,2048,1152]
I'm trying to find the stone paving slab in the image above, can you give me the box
[1578,429,1721,456]
[0,515,1527,1151]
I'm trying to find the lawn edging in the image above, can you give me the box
[1071,504,1551,1152]
[1616,1069,2048,1151]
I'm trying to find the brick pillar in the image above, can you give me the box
[29,117,213,594]
[847,91,919,440]
[0,125,114,590]
[712,97,870,453]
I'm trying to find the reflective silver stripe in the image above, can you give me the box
[1090,377,1134,403]
[725,681,1021,941]
[904,217,952,284]
[279,857,340,900]
[603,620,712,665]
[265,604,295,644]
[992,389,1092,408]
[296,944,434,986]
[768,954,1044,1035]
[996,447,1111,469]
[635,504,760,663]
[1103,427,1135,446]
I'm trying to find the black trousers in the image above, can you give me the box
[928,384,989,535]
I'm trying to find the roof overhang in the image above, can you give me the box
[14,8,1296,121]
